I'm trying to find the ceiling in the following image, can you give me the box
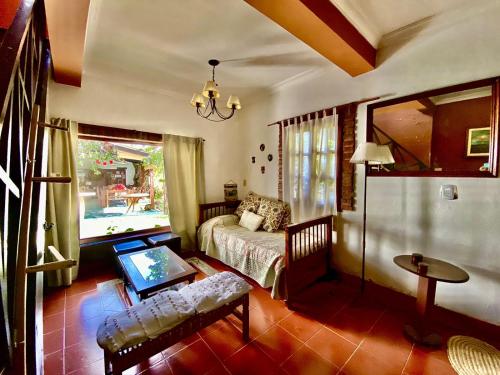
[82,0,478,102]
[84,0,331,102]
[331,0,472,46]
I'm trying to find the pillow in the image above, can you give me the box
[235,192,261,218]
[279,203,292,230]
[257,198,286,232]
[239,210,265,232]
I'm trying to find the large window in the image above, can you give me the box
[77,139,169,239]
[284,113,337,221]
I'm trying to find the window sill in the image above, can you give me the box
[79,226,171,248]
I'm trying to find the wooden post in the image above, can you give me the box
[13,105,39,370]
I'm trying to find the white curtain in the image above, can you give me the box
[45,119,80,286]
[163,134,205,250]
[284,111,338,222]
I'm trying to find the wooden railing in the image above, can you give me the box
[285,214,334,263]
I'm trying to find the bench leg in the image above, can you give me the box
[242,294,249,342]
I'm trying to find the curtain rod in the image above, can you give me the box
[266,96,381,127]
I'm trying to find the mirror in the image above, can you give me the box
[367,78,499,177]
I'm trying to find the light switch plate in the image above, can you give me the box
[440,184,458,200]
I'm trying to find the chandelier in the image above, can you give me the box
[190,59,241,122]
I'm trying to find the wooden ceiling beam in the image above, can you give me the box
[244,0,376,77]
[44,0,90,87]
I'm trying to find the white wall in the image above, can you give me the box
[239,2,500,324]
[49,74,245,202]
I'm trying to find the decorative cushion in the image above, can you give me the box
[257,198,287,232]
[239,210,265,232]
[235,192,261,218]
[279,203,292,229]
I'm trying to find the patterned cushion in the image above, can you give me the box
[279,203,292,230]
[257,198,286,232]
[235,192,261,218]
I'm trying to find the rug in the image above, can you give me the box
[96,257,218,308]
[185,257,218,276]
[447,335,500,375]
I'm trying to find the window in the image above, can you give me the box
[285,113,337,221]
[77,139,169,239]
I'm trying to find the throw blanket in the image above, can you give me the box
[197,215,286,299]
[180,271,252,313]
[97,272,251,353]
[96,290,195,353]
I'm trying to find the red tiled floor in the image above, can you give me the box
[277,311,323,342]
[44,312,65,334]
[43,261,476,375]
[44,349,64,375]
[305,326,357,367]
[281,344,339,375]
[224,342,286,375]
[255,325,303,363]
[167,339,223,375]
[202,319,249,360]
[43,328,64,355]
[403,347,457,375]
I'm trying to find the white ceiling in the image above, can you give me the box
[82,0,480,103]
[331,0,472,46]
[84,0,331,103]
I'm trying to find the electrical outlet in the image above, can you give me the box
[440,184,458,200]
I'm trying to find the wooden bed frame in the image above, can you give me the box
[101,294,249,375]
[198,201,335,304]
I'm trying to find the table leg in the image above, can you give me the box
[404,276,441,346]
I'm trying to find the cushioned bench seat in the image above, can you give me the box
[97,272,251,375]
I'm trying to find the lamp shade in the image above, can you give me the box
[371,145,395,165]
[202,80,220,98]
[350,142,395,165]
[226,95,241,110]
[190,93,206,108]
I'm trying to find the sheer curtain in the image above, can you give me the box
[163,134,205,250]
[284,111,338,222]
[45,118,80,286]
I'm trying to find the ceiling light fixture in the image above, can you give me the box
[190,59,241,122]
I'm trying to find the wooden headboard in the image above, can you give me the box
[198,200,241,225]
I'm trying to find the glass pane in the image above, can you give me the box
[77,139,169,239]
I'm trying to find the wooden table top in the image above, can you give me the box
[394,255,469,283]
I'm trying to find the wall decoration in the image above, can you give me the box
[251,156,255,163]
[267,154,273,162]
[260,144,265,151]
[466,127,490,157]
[224,180,238,201]
[261,166,265,174]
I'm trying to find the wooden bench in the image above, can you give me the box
[97,273,250,375]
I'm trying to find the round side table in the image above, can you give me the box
[394,255,469,346]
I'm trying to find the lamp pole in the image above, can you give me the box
[361,161,368,292]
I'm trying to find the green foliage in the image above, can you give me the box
[106,225,117,235]
[78,140,121,175]
[124,227,135,232]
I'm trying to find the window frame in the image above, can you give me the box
[76,124,170,245]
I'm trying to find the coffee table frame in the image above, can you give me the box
[118,245,197,301]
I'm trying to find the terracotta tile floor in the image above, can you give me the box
[43,259,470,375]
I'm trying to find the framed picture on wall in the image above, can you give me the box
[466,127,490,157]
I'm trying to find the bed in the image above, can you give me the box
[197,200,335,305]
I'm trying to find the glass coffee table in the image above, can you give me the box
[118,245,197,301]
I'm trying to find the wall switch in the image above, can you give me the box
[440,184,458,200]
[243,179,247,187]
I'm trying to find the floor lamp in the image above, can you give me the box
[350,142,395,292]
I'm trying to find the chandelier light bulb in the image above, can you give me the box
[202,80,220,98]
[190,93,206,108]
[226,95,241,110]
